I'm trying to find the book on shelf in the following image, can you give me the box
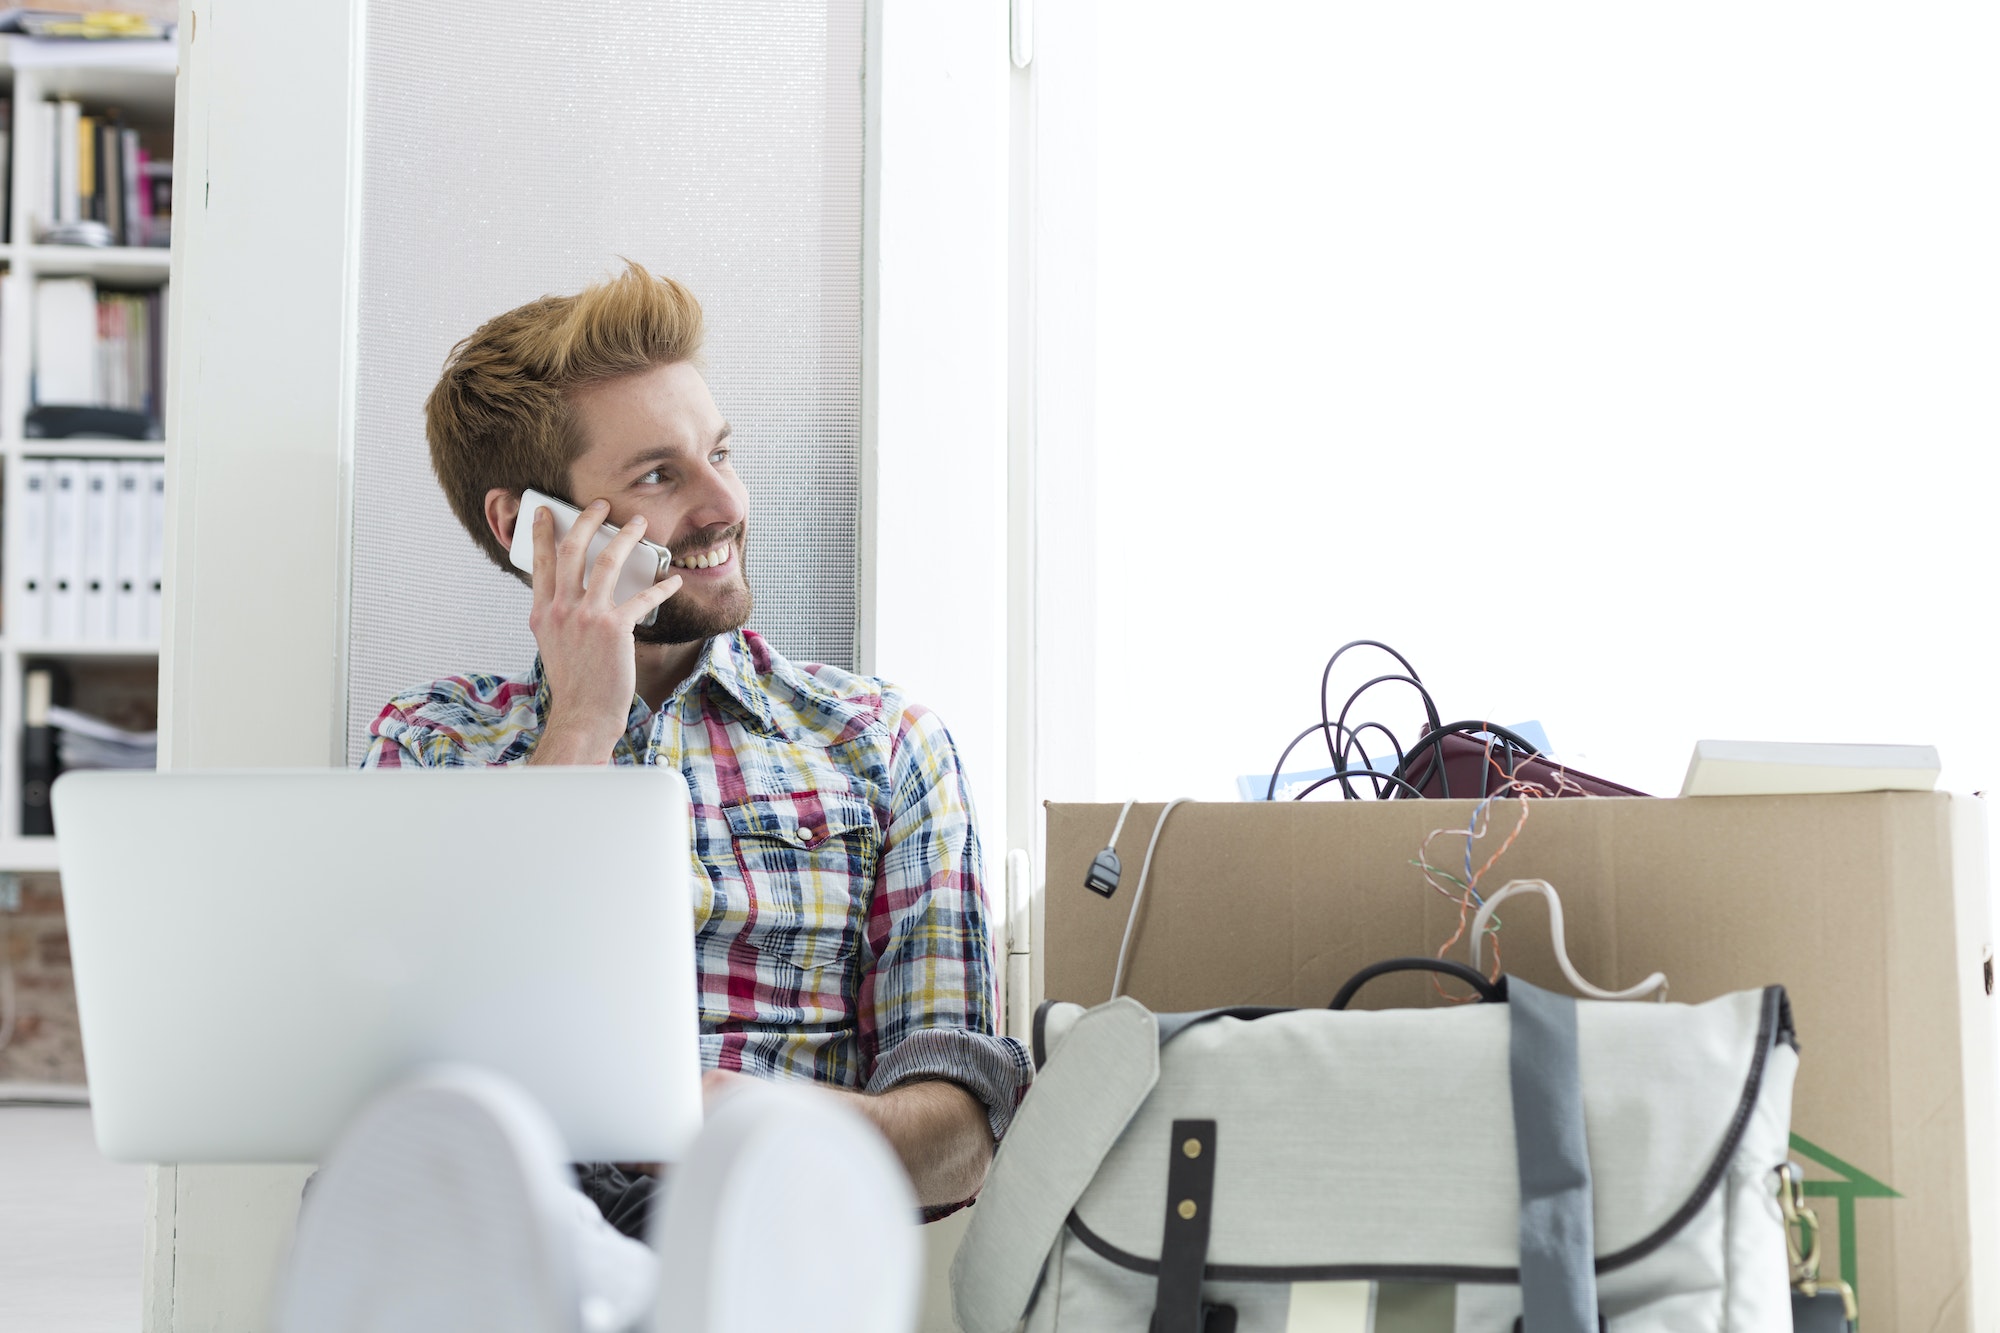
[9,455,163,645]
[31,276,167,434]
[0,97,11,245]
[32,96,172,247]
[21,666,57,836]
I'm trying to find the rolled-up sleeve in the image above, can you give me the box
[857,703,1031,1140]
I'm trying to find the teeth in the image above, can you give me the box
[674,543,731,570]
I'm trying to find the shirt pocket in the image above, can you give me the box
[721,789,879,974]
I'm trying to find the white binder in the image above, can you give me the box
[46,458,85,641]
[113,460,149,642]
[145,460,166,641]
[82,460,117,642]
[8,459,51,641]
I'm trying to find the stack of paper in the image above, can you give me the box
[48,705,157,770]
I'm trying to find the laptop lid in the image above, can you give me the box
[52,767,702,1165]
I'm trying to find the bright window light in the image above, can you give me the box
[1093,3,2000,801]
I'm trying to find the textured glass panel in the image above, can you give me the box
[348,0,863,761]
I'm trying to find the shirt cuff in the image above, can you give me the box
[867,1027,1033,1142]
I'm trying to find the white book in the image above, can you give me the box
[0,271,18,431]
[32,101,53,236]
[35,277,98,407]
[144,460,166,641]
[46,458,85,641]
[57,100,80,226]
[81,459,117,641]
[113,460,149,642]
[8,459,52,641]
[121,129,144,249]
[1680,739,1942,797]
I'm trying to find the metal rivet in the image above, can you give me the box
[1182,1138,1202,1159]
[1177,1199,1197,1220]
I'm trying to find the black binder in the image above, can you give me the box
[21,665,63,837]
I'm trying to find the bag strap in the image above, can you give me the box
[952,997,1163,1333]
[1508,977,1600,1332]
[1151,1118,1219,1333]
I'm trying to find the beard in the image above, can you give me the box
[633,532,754,645]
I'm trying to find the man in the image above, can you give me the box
[308,262,1026,1324]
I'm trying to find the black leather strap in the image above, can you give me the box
[1790,1291,1856,1333]
[1150,1119,1218,1333]
[1329,957,1509,1009]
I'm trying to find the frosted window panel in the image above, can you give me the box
[347,0,863,762]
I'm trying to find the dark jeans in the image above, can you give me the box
[573,1162,663,1241]
[301,1161,663,1243]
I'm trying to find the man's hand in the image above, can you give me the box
[837,1079,993,1208]
[700,1070,991,1208]
[524,499,682,766]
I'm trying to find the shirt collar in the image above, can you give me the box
[684,631,783,737]
[528,630,783,741]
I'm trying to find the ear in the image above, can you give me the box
[485,488,523,553]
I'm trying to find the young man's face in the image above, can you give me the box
[564,360,751,645]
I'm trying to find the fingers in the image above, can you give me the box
[553,498,610,596]
[620,570,684,626]
[529,505,556,615]
[589,509,652,604]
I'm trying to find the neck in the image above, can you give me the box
[633,637,708,713]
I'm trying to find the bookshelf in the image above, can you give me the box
[0,36,174,873]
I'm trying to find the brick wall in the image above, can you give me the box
[0,873,87,1086]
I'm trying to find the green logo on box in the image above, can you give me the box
[1790,1133,1900,1295]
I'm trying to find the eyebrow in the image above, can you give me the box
[615,423,732,475]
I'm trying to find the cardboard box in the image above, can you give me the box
[1041,793,1996,1331]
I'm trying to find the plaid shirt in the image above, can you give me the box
[362,629,1029,1145]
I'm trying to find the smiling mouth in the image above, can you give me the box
[670,540,734,571]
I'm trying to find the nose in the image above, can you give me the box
[680,456,745,537]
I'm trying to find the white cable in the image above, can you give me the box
[1470,879,1667,1002]
[1104,800,1135,854]
[1110,798,1194,1001]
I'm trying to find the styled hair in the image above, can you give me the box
[425,260,706,572]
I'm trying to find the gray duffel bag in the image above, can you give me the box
[953,961,1801,1332]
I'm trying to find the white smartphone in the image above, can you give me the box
[508,489,676,627]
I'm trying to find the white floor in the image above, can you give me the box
[0,1100,146,1333]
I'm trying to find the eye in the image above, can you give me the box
[711,446,732,465]
[637,468,664,485]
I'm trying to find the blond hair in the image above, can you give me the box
[425,260,706,572]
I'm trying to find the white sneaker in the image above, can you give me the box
[649,1081,920,1333]
[277,1065,609,1333]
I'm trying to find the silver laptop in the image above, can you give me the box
[52,766,703,1165]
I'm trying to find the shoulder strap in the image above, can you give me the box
[1508,976,1600,1333]
[952,997,1162,1333]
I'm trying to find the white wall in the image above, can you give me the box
[1091,3,2000,803]
[153,0,365,1325]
